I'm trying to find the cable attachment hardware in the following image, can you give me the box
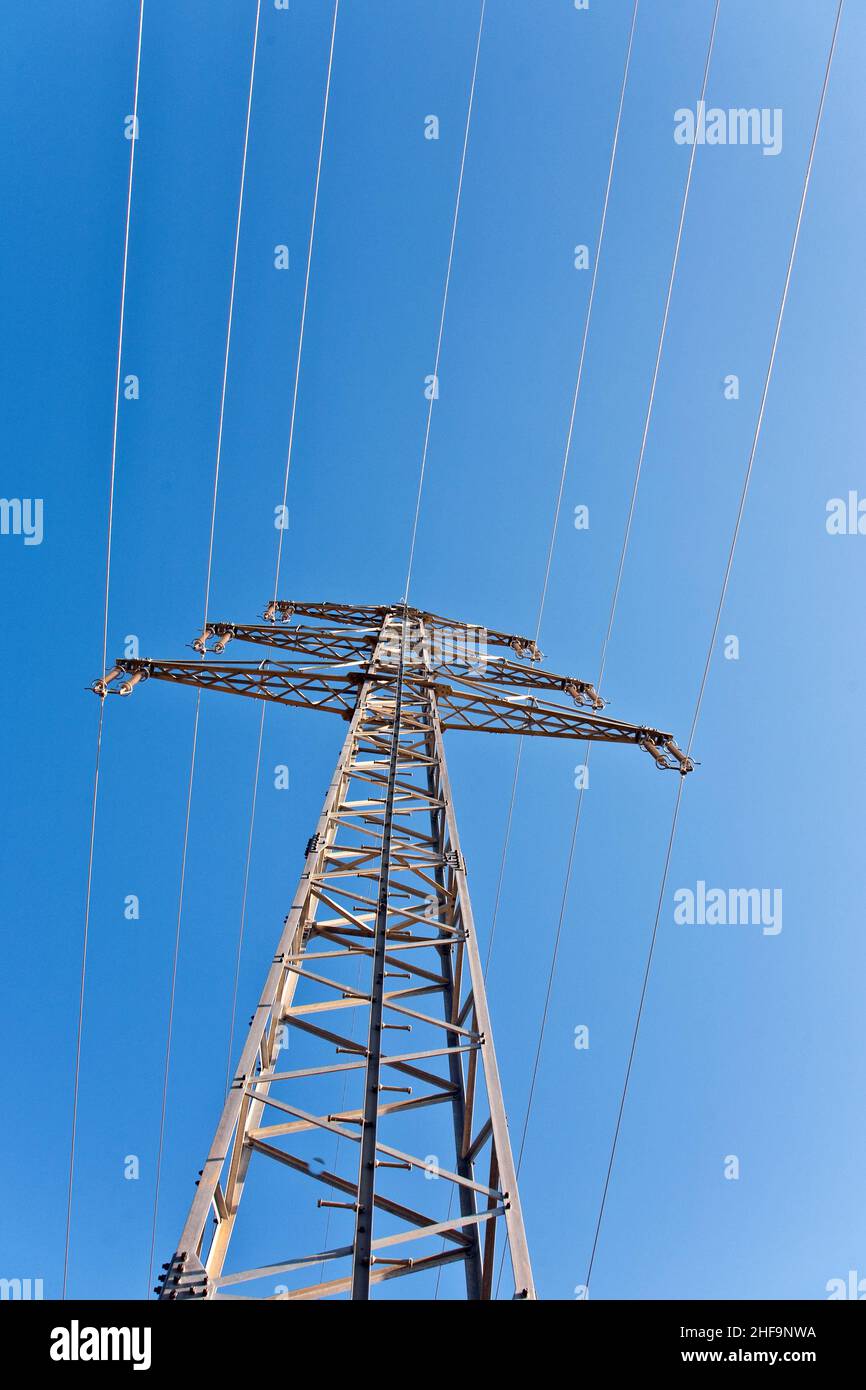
[509,636,543,662]
[263,600,293,623]
[118,668,149,697]
[91,666,122,697]
[664,737,694,775]
[562,678,603,710]
[90,662,150,698]
[640,733,694,774]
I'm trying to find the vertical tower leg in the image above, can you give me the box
[350,622,407,1298]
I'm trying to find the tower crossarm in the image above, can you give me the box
[441,657,601,707]
[93,658,692,770]
[94,658,361,720]
[421,675,692,770]
[195,623,378,663]
[262,599,543,660]
[197,621,603,709]
[262,599,388,629]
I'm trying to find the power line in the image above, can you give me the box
[223,695,266,1097]
[435,0,641,1296]
[64,708,107,1298]
[62,0,145,1301]
[483,0,639,986]
[597,0,718,693]
[100,2,146,683]
[145,0,262,1297]
[273,0,340,603]
[201,1,263,633]
[222,0,341,1108]
[583,0,844,1296]
[533,0,640,647]
[145,692,204,1297]
[229,0,474,1123]
[404,0,486,605]
[495,0,722,1297]
[321,0,486,1297]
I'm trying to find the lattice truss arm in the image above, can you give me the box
[94,599,693,772]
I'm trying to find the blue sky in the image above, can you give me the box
[1,0,863,1300]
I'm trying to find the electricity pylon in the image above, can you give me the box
[95,599,693,1301]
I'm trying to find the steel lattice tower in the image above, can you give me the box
[95,600,692,1300]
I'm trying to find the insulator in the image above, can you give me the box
[644,739,678,772]
[118,668,148,697]
[92,666,122,696]
[193,628,213,653]
[213,631,233,654]
[263,601,278,622]
[511,638,542,661]
[665,738,694,774]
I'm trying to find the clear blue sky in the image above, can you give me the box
[1,0,863,1300]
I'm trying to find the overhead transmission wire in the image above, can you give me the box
[404,0,485,605]
[145,0,262,1298]
[583,0,844,1296]
[438,0,638,1299]
[321,0,486,1297]
[222,0,340,1097]
[62,0,146,1301]
[494,0,722,1298]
